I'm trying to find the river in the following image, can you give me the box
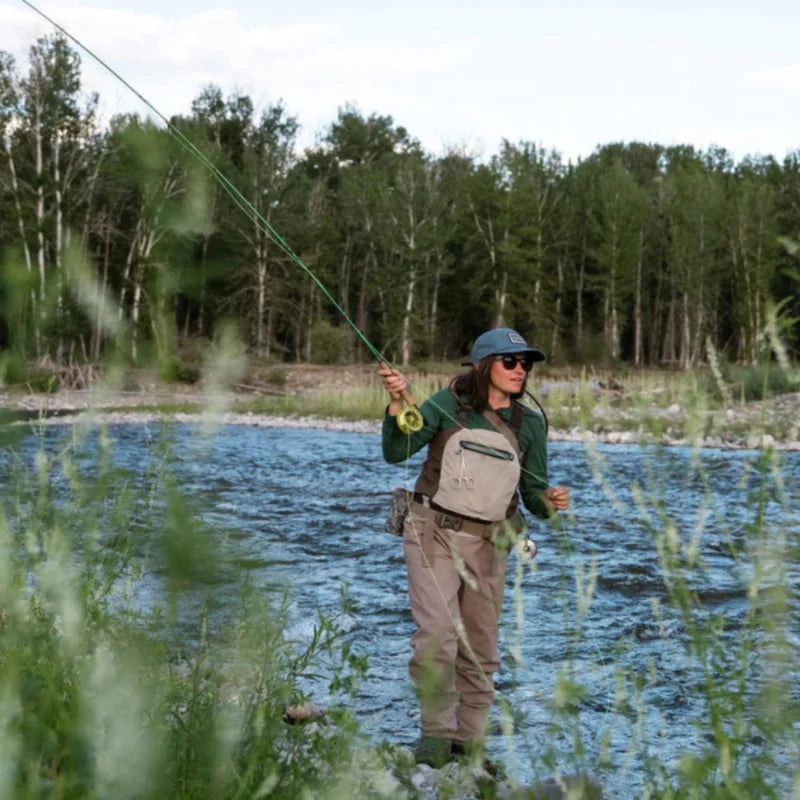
[7,422,800,797]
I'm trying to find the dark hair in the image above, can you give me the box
[449,357,529,412]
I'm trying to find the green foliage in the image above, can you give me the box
[157,355,202,385]
[698,361,799,402]
[265,365,287,386]
[309,319,351,364]
[3,33,800,369]
[23,368,60,393]
[0,358,59,391]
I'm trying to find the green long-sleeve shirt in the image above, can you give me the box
[381,388,552,519]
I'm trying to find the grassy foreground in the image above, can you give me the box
[0,354,798,799]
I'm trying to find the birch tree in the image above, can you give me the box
[0,51,37,341]
[463,161,515,328]
[726,158,780,363]
[13,34,97,358]
[499,141,566,353]
[662,151,725,367]
[591,159,645,362]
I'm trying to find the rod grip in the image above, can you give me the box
[380,362,415,406]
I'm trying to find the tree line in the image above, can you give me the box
[1,33,798,372]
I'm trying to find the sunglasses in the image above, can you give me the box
[495,354,533,372]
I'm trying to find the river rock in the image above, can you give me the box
[403,759,603,800]
[525,773,603,799]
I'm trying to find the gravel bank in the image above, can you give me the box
[3,388,799,450]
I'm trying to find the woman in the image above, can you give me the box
[379,328,570,768]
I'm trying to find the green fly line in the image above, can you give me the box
[18,0,435,430]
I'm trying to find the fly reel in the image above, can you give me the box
[397,402,424,434]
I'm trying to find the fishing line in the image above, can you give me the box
[22,0,579,734]
[19,0,553,458]
[20,0,447,435]
[17,0,561,536]
[18,0,388,363]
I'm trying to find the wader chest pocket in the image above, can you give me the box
[459,440,514,461]
[433,428,521,522]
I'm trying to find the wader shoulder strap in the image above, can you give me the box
[414,392,465,497]
[510,401,524,438]
[426,399,470,463]
[481,408,522,459]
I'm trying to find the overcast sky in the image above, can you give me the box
[2,0,799,162]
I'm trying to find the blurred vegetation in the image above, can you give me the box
[0,428,387,798]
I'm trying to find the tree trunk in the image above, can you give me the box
[3,129,38,346]
[54,129,64,361]
[400,265,417,367]
[131,276,142,362]
[430,248,443,354]
[256,243,267,356]
[575,240,586,357]
[633,227,643,367]
[494,226,509,327]
[93,217,112,359]
[550,257,563,358]
[34,86,47,307]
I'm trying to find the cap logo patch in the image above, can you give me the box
[508,332,525,345]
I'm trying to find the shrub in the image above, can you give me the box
[309,320,352,364]
[25,369,60,393]
[157,355,202,385]
[266,365,287,386]
[699,362,799,402]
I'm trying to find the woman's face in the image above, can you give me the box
[488,353,529,397]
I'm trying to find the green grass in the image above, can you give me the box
[3,406,798,798]
[238,375,447,421]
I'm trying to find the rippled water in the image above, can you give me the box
[8,423,800,796]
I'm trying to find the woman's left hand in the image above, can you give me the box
[543,486,570,511]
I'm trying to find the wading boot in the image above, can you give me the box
[414,736,452,768]
[451,740,503,778]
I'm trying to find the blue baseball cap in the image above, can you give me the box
[470,328,546,364]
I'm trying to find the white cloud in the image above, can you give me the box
[745,64,800,90]
[3,2,800,160]
[3,3,473,145]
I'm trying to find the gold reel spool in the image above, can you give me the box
[397,402,424,434]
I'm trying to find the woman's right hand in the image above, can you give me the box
[377,365,406,415]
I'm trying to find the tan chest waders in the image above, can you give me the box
[387,398,532,539]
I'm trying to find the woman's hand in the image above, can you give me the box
[543,486,570,511]
[377,365,407,416]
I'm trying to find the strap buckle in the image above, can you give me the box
[435,511,463,531]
